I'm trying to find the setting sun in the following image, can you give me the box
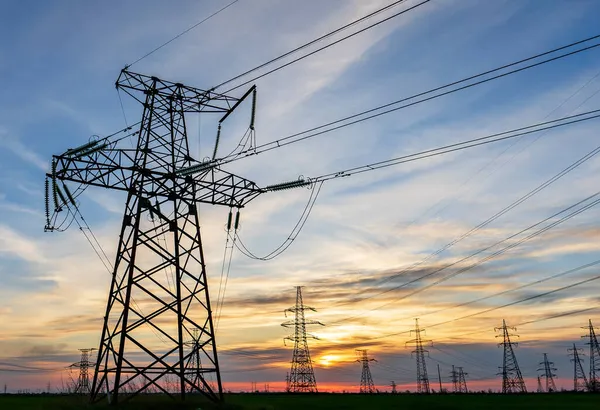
[318,354,343,367]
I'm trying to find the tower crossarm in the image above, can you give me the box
[51,146,264,208]
[284,305,317,314]
[51,146,134,193]
[117,69,241,113]
[186,168,263,207]
[281,321,324,328]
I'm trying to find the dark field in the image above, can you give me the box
[0,393,597,410]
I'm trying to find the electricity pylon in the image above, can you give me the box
[406,318,432,393]
[45,69,270,404]
[390,381,397,394]
[568,344,588,392]
[184,328,210,394]
[495,320,526,393]
[68,348,96,394]
[457,367,468,393]
[538,353,557,393]
[581,319,600,392]
[449,365,458,393]
[281,286,323,392]
[356,349,376,393]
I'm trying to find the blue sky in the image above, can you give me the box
[1,0,600,393]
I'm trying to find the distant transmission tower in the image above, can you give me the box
[581,319,600,392]
[390,381,397,394]
[538,353,557,393]
[568,344,588,392]
[282,286,323,393]
[406,318,431,393]
[495,320,526,393]
[184,328,210,394]
[69,348,96,394]
[450,365,458,393]
[457,367,468,393]
[356,349,376,393]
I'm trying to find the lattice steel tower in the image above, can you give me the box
[582,319,600,392]
[449,365,467,393]
[538,353,557,393]
[450,365,458,393]
[184,328,210,394]
[568,344,588,392]
[406,318,431,393]
[356,349,376,393]
[457,367,468,393]
[495,320,526,393]
[45,70,264,404]
[282,287,323,392]
[69,348,96,394]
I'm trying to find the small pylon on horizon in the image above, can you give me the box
[282,286,323,393]
[495,320,526,393]
[406,319,432,393]
[538,353,557,393]
[568,344,588,392]
[68,348,96,394]
[356,349,376,393]
[581,319,600,392]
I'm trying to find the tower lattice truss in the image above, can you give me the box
[582,319,600,392]
[46,70,262,404]
[69,348,96,394]
[406,319,431,394]
[282,287,323,393]
[538,353,557,393]
[568,343,589,392]
[356,349,376,393]
[450,366,468,393]
[495,320,527,394]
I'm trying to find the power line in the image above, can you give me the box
[89,34,600,172]
[401,67,600,231]
[74,33,600,175]
[215,34,600,164]
[234,181,324,260]
[310,110,600,182]
[127,0,241,67]
[330,191,600,324]
[212,0,413,90]
[368,305,600,346]
[418,259,600,319]
[228,114,600,314]
[218,0,431,93]
[322,131,600,311]
[210,112,600,318]
[427,269,600,329]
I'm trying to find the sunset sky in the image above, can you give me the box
[1,0,600,394]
